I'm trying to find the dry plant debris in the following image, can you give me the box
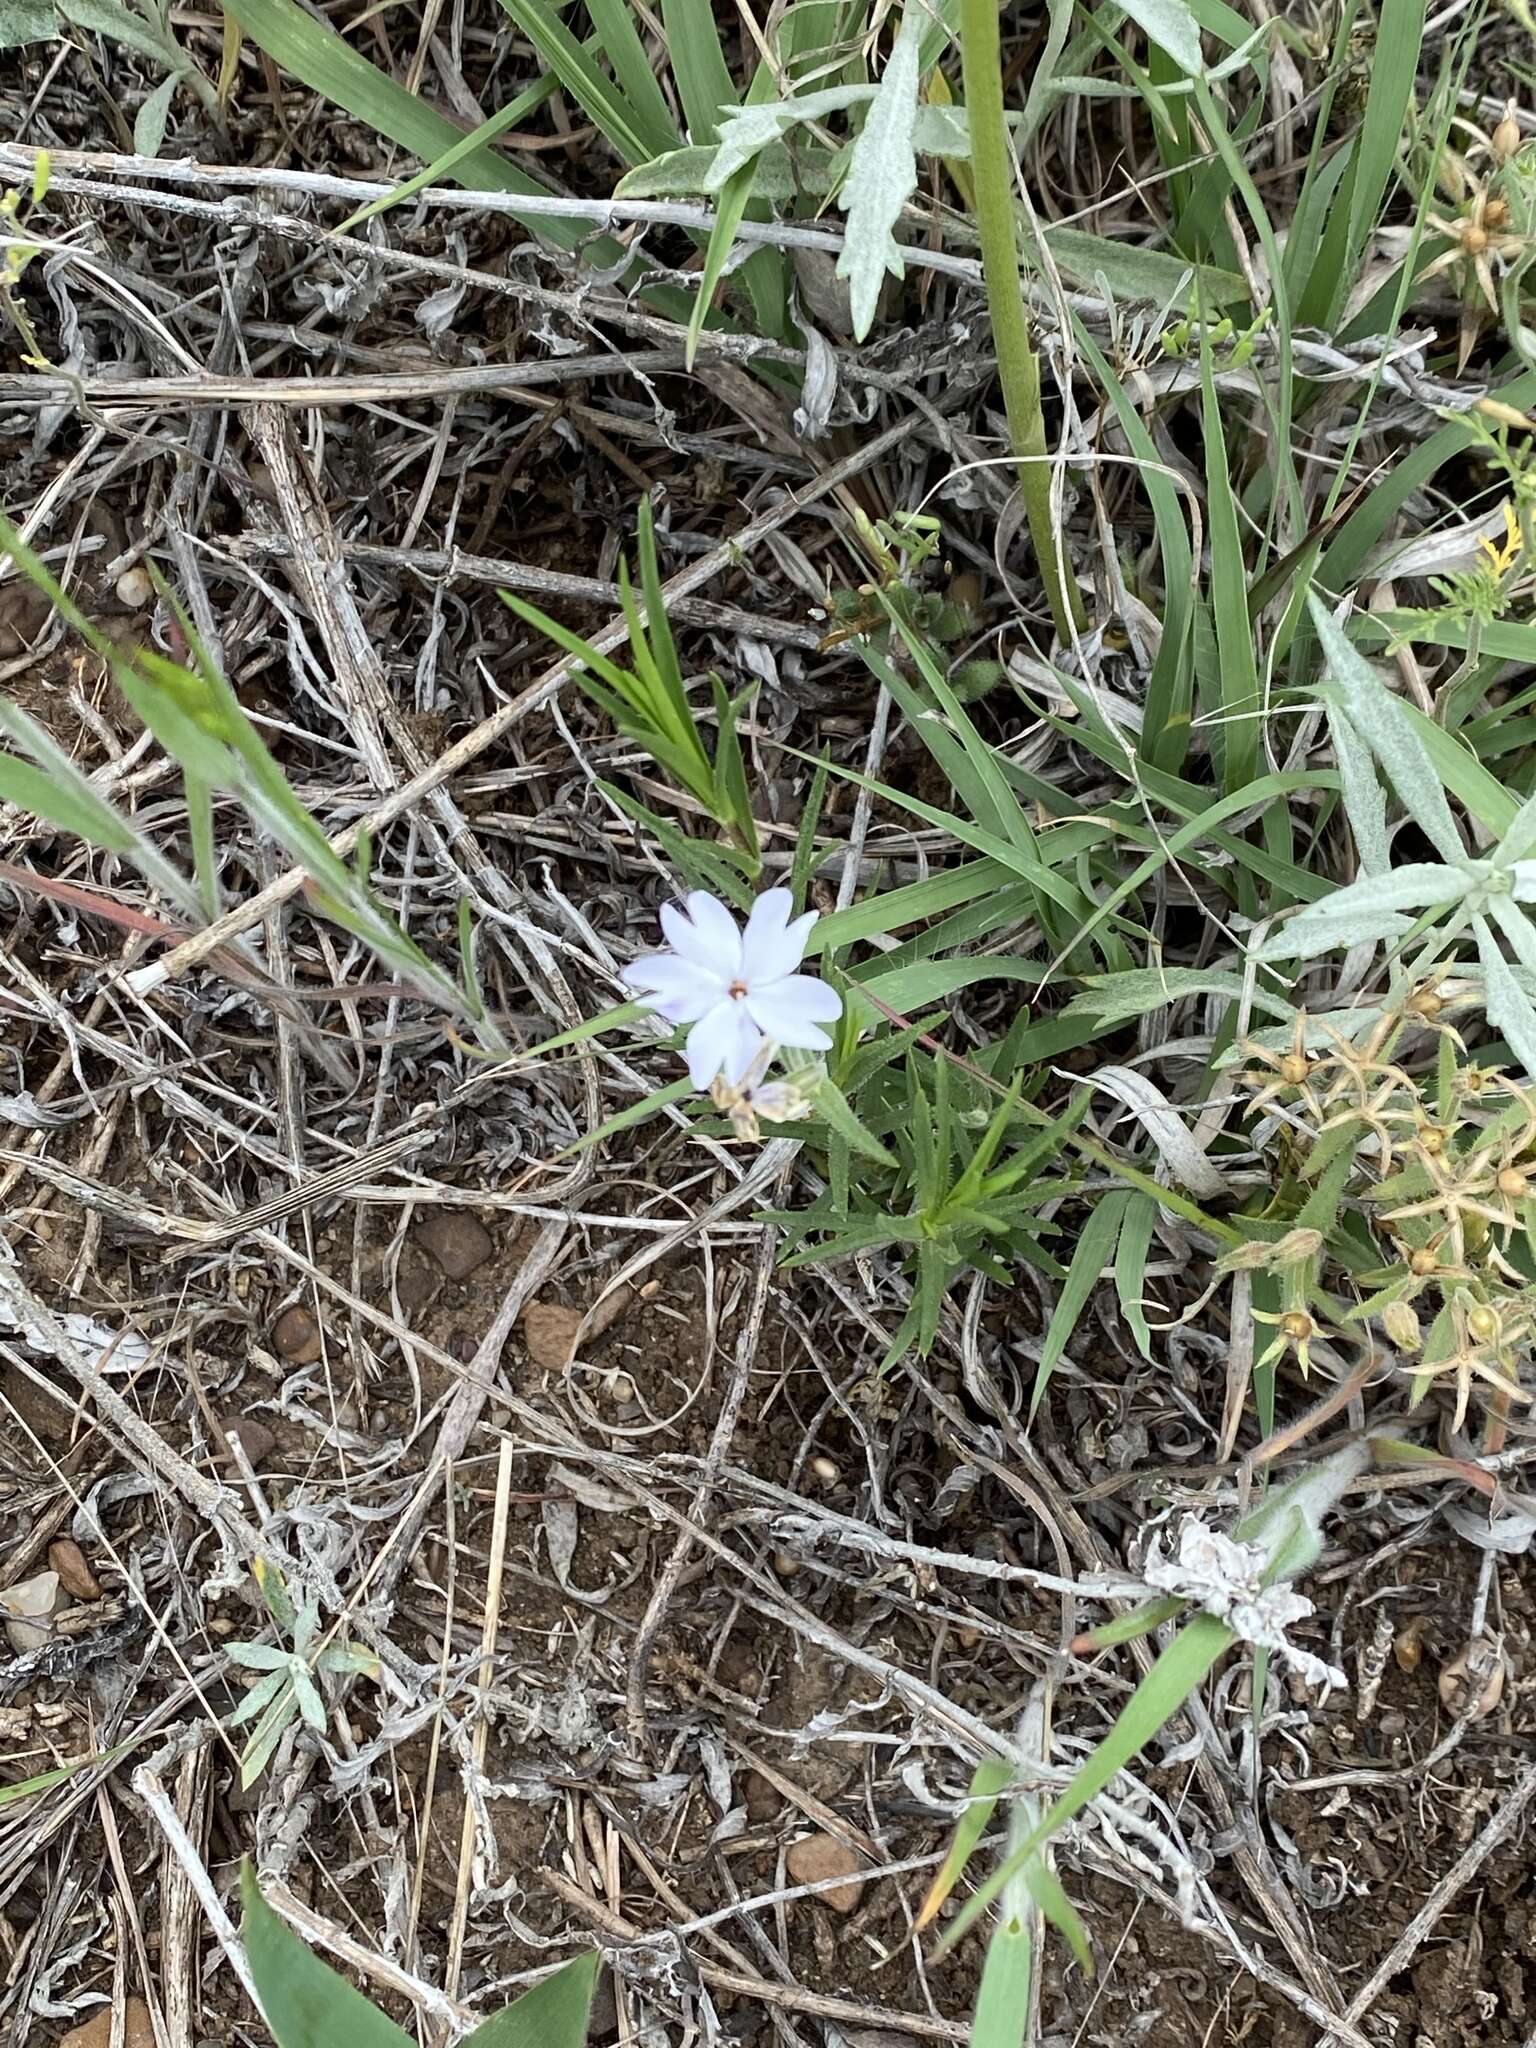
[3,4,1536,2048]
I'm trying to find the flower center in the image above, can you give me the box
[728,979,749,999]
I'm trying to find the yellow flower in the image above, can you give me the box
[1477,500,1522,577]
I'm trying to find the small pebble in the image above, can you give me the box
[114,566,154,609]
[1,1570,69,1653]
[744,1770,780,1821]
[415,1212,494,1280]
[60,1999,156,2048]
[47,1538,102,1602]
[271,1304,323,1364]
[808,1456,839,1486]
[785,1834,867,1914]
[521,1300,583,1372]
[221,1417,276,1469]
[771,1551,800,1579]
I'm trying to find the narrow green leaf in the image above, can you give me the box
[462,1952,600,2048]
[337,81,559,235]
[1346,0,1424,275]
[938,1616,1232,1952]
[662,0,737,144]
[686,162,754,366]
[808,1075,900,1167]
[132,70,178,156]
[1023,1854,1091,1971]
[1199,331,1260,795]
[222,0,598,252]
[241,1862,414,2048]
[917,1757,1012,1927]
[1029,1192,1130,1417]
[0,1741,129,1807]
[1114,1191,1158,1362]
[969,1909,1032,2048]
[494,0,669,163]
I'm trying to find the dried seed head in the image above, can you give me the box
[1394,1615,1427,1673]
[1494,106,1523,162]
[1439,1638,1506,1720]
[1280,1311,1315,1343]
[1383,1301,1423,1353]
[1419,1125,1448,1155]
[1485,196,1512,232]
[1497,1166,1529,1200]
[1463,223,1491,255]
[1438,149,1470,203]
[1407,984,1444,1019]
[1409,1247,1439,1277]
[1272,1227,1324,1265]
[1468,1304,1501,1343]
[1279,1053,1311,1086]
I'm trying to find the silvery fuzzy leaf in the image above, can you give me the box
[1493,789,1536,869]
[1308,595,1465,864]
[1141,1522,1344,1688]
[132,71,177,159]
[292,1663,328,1733]
[1120,0,1204,73]
[226,1642,291,1671]
[1255,863,1468,961]
[793,325,838,440]
[836,1,925,339]
[1086,1063,1229,1197]
[912,104,971,155]
[226,1668,289,1729]
[1478,909,1536,1079]
[1233,1443,1368,1584]
[0,2,56,47]
[1327,701,1390,877]
[705,87,872,188]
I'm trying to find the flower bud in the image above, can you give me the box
[1382,1301,1422,1353]
[1495,105,1523,163]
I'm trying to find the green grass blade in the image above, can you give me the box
[336,80,559,234]
[1346,0,1424,279]
[969,1905,1033,2048]
[0,1741,131,1809]
[222,0,596,250]
[494,0,670,164]
[663,0,738,144]
[241,1862,413,2047]
[686,161,755,367]
[937,1615,1232,1952]
[1114,1191,1158,1361]
[917,1758,1012,1928]
[462,1953,600,2048]
[1198,333,1259,796]
[1029,1191,1129,1417]
[584,0,678,154]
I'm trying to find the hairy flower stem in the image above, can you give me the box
[958,0,1085,642]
